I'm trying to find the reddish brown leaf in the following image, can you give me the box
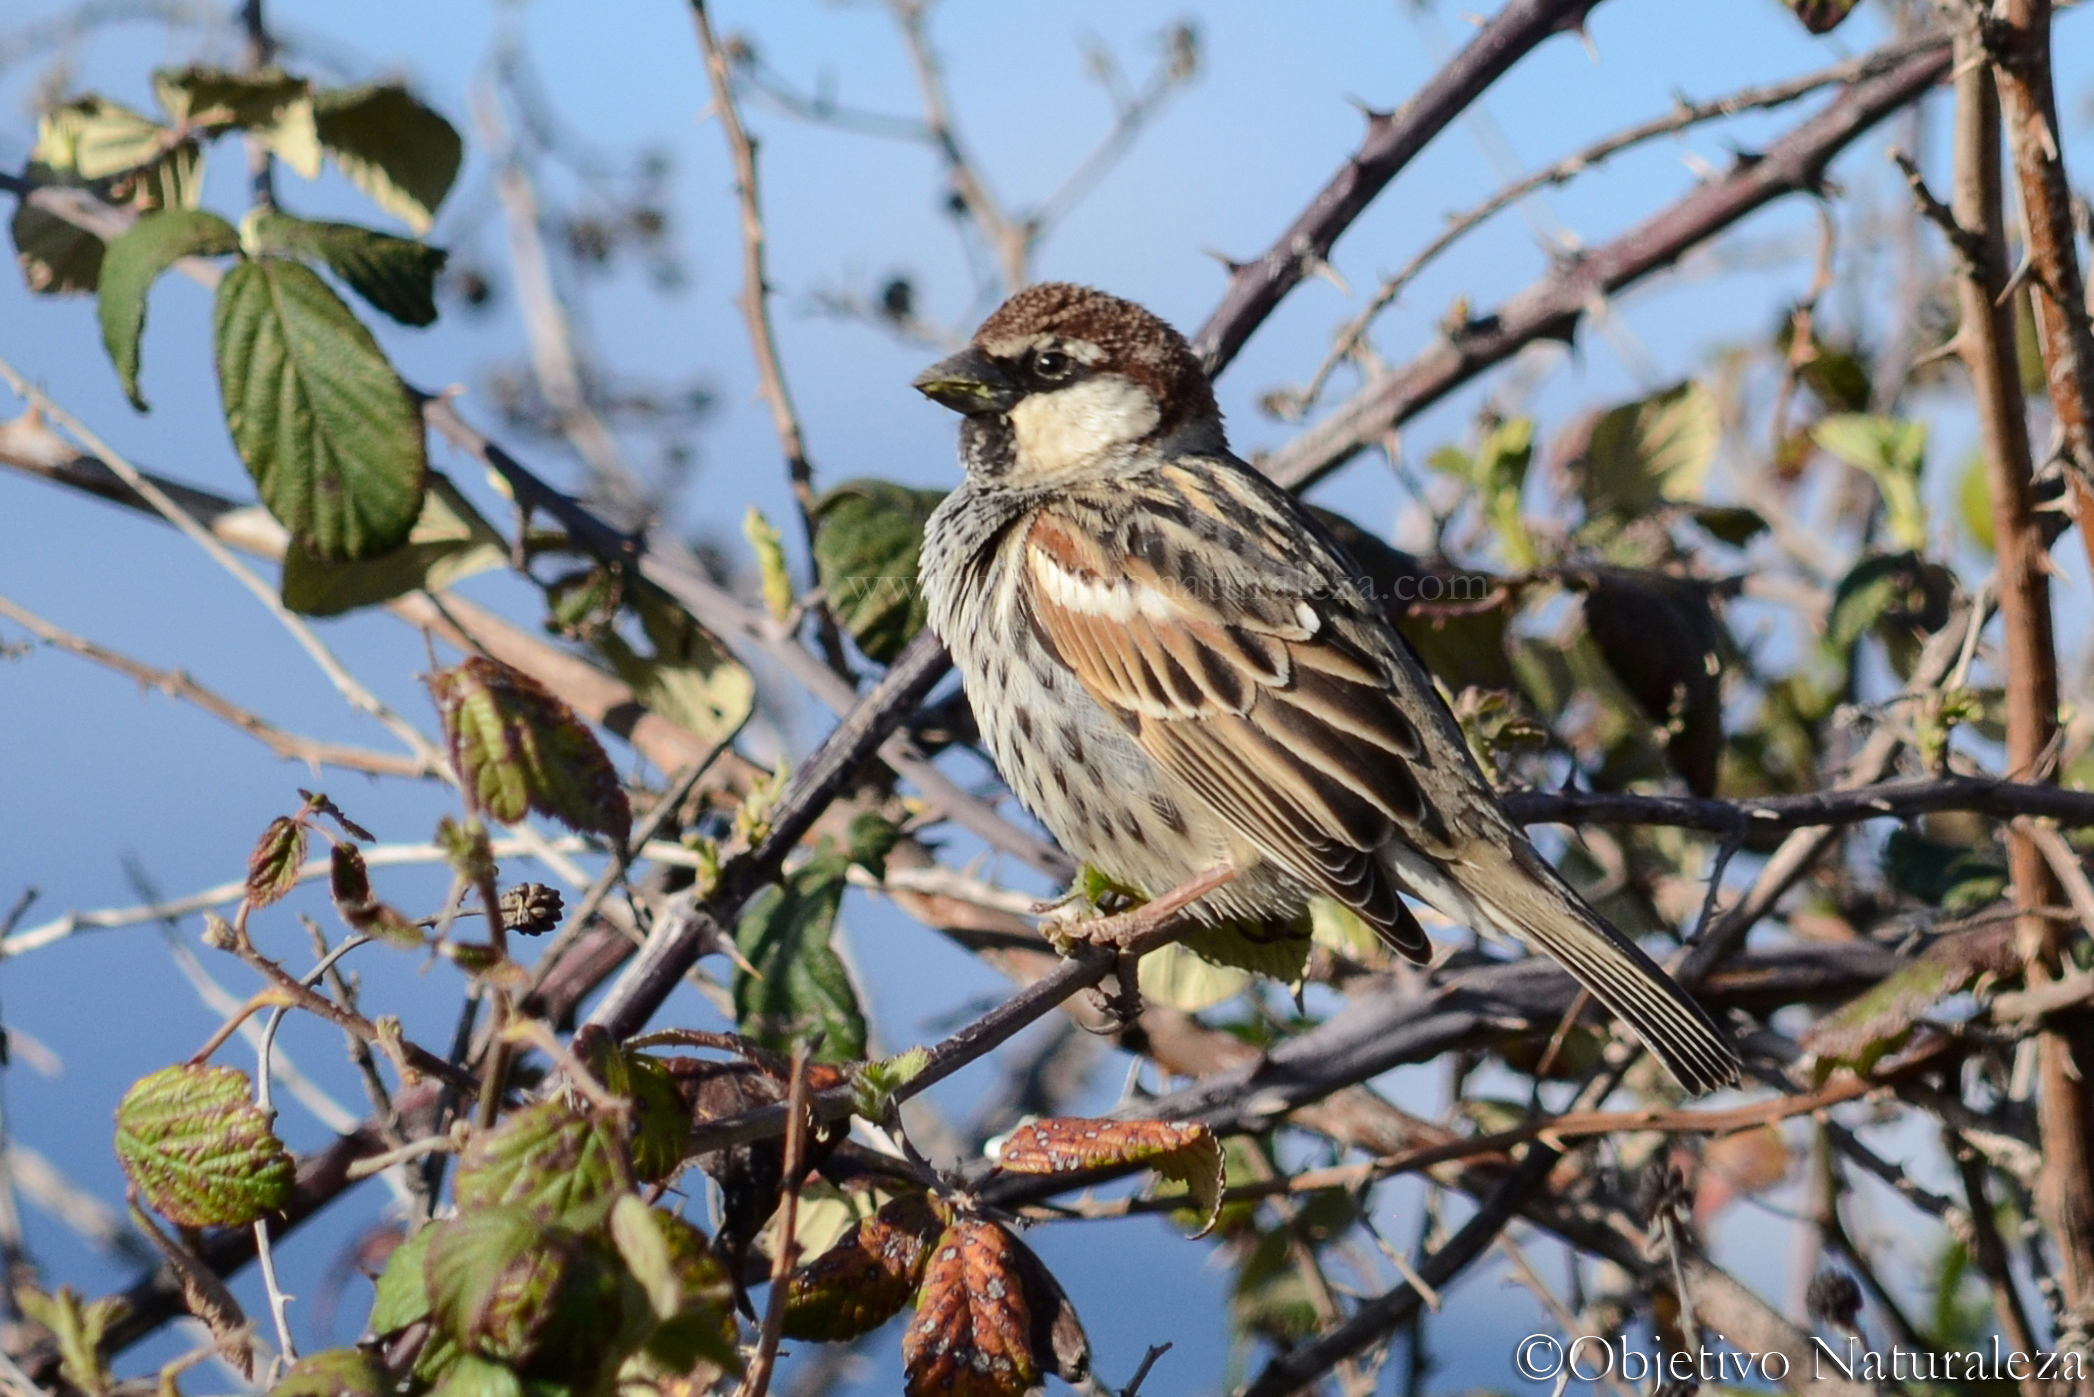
[429,655,632,843]
[903,1218,1038,1397]
[328,843,423,947]
[246,815,307,908]
[784,1191,946,1341]
[997,1117,1224,1236]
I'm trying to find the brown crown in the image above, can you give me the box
[974,282,1218,433]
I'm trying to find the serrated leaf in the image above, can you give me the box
[592,591,754,745]
[246,815,308,908]
[430,656,633,843]
[732,847,866,1062]
[314,84,463,234]
[269,1347,392,1396]
[369,1222,437,1334]
[1568,381,1718,517]
[850,1045,931,1119]
[1813,414,1929,551]
[96,208,239,411]
[247,211,446,326]
[425,1207,572,1362]
[114,1064,294,1228]
[452,1097,624,1227]
[610,1197,741,1374]
[997,1117,1223,1234]
[812,479,946,662]
[784,1191,943,1342]
[1580,569,1726,796]
[35,96,169,179]
[593,1048,689,1184]
[904,1218,1041,1397]
[282,474,505,616]
[213,256,427,562]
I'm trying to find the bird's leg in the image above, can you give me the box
[1045,863,1238,954]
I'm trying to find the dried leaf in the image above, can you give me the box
[328,843,423,946]
[1579,569,1726,796]
[246,815,308,908]
[114,1064,294,1228]
[997,1117,1223,1236]
[903,1218,1040,1397]
[1786,0,1860,33]
[783,1191,945,1341]
[430,656,632,844]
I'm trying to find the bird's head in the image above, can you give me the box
[913,282,1222,485]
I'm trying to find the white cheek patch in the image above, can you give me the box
[1008,375,1160,478]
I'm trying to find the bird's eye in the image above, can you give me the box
[1032,349,1072,380]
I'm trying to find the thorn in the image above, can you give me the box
[1911,335,1965,371]
[1346,94,1396,131]
[1202,247,1247,276]
[1995,245,2037,307]
[1303,255,1349,296]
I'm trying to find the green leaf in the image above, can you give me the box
[1568,381,1719,517]
[1135,940,1253,1011]
[1690,505,1769,548]
[1827,552,1956,677]
[313,84,463,234]
[152,66,321,178]
[609,1198,741,1374]
[269,1347,393,1397]
[213,256,427,561]
[850,1045,931,1119]
[95,208,239,411]
[1812,414,1929,552]
[429,656,633,844]
[17,1286,122,1397]
[1958,452,1995,554]
[425,1353,522,1397]
[282,474,505,616]
[592,591,754,745]
[452,1097,625,1227]
[733,846,867,1062]
[369,1222,438,1334]
[1884,828,2008,914]
[426,1207,574,1363]
[247,211,447,326]
[811,479,947,662]
[114,1063,294,1228]
[34,96,169,180]
[1804,923,2016,1073]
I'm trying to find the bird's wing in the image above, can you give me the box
[1018,475,1463,959]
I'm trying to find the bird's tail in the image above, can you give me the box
[1388,837,1740,1095]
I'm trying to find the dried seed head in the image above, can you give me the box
[501,883,565,936]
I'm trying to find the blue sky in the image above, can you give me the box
[3,1,2090,1392]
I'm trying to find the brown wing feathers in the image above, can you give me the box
[1022,509,1434,960]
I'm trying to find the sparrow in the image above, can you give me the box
[912,282,1739,1095]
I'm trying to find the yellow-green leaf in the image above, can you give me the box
[743,506,793,622]
[1569,381,1719,517]
[114,1064,294,1228]
[812,478,946,662]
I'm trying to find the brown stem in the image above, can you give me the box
[1190,0,1602,376]
[739,1042,812,1397]
[1949,14,2094,1345]
[1259,41,1951,492]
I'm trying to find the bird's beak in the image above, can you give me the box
[912,347,1020,415]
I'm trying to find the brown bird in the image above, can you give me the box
[913,283,1739,1095]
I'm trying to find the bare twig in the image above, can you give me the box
[739,1040,813,1397]
[1258,41,1952,491]
[0,593,430,779]
[1191,0,1606,376]
[1280,35,1946,418]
